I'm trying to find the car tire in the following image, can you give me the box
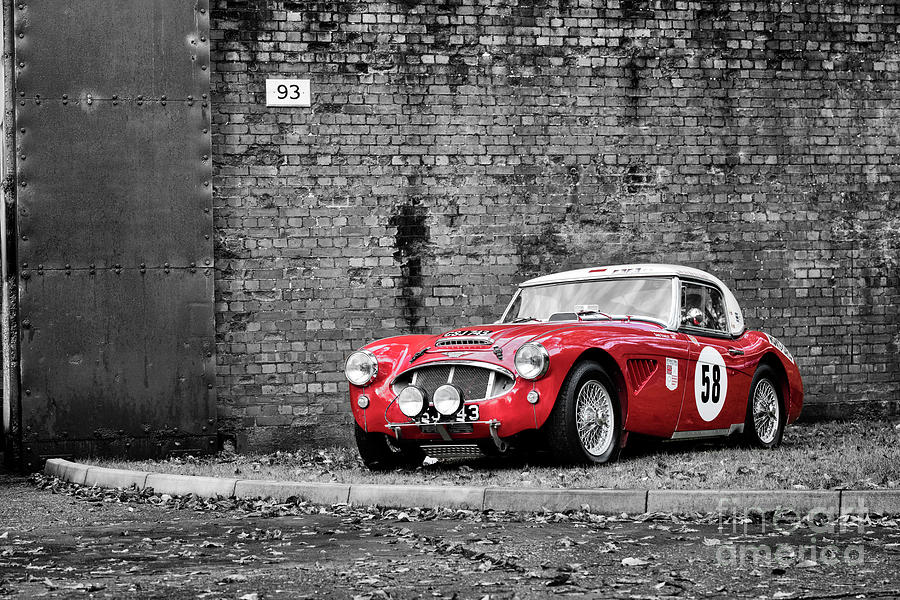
[743,365,786,449]
[544,361,622,465]
[354,424,426,471]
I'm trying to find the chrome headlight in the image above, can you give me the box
[433,384,463,416]
[514,342,549,380]
[397,386,427,418]
[345,350,378,386]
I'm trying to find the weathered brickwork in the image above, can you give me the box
[210,0,900,449]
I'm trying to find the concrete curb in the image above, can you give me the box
[43,459,900,516]
[840,491,900,517]
[647,490,841,517]
[349,484,485,510]
[145,473,238,498]
[234,480,351,504]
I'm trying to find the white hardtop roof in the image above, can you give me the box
[520,263,725,288]
[518,263,746,336]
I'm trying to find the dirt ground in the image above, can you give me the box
[0,472,898,599]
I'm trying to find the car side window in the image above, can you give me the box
[680,283,728,333]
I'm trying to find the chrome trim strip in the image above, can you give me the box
[497,289,521,323]
[670,424,743,440]
[386,419,499,429]
[391,360,515,385]
[667,277,680,330]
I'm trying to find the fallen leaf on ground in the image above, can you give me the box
[622,557,649,567]
[546,573,571,586]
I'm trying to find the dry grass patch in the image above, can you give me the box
[86,419,900,490]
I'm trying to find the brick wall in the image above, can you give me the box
[210,0,900,450]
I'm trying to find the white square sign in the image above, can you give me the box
[265,79,311,107]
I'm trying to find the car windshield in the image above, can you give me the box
[501,277,675,325]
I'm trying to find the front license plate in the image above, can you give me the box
[418,404,480,424]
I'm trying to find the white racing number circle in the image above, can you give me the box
[694,346,728,421]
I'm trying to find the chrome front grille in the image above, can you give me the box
[415,365,452,395]
[393,362,515,402]
[451,365,491,400]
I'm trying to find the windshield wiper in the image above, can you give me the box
[510,316,539,323]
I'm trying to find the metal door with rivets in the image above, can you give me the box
[11,0,215,466]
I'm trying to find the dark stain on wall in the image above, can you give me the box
[389,196,431,333]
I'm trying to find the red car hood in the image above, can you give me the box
[365,320,668,378]
[430,322,571,351]
[412,320,664,363]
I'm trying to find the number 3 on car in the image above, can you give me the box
[345,264,803,470]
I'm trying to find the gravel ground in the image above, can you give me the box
[0,471,898,598]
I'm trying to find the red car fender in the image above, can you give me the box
[348,335,432,431]
[784,357,804,423]
[524,325,648,431]
[739,331,804,424]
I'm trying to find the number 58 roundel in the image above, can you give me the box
[694,346,728,421]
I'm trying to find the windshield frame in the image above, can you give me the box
[498,276,680,328]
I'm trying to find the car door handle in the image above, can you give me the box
[728,348,744,356]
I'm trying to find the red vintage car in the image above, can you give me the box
[345,264,803,470]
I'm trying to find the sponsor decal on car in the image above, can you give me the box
[694,346,727,421]
[666,358,679,391]
[764,333,795,364]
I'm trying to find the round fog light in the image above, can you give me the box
[527,390,540,404]
[397,386,427,418]
[357,395,370,409]
[433,384,463,416]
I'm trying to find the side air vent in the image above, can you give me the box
[627,358,658,393]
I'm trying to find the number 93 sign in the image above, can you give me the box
[265,79,311,107]
[694,346,728,421]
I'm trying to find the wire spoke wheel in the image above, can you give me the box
[546,361,621,464]
[575,379,614,457]
[752,378,780,445]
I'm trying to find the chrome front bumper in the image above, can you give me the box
[386,419,508,452]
